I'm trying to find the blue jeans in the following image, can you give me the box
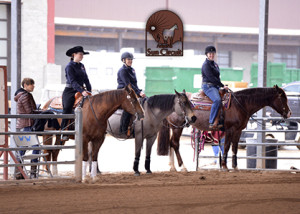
[19,126,40,163]
[202,84,221,124]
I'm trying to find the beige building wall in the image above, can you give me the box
[231,51,257,83]
[21,0,48,102]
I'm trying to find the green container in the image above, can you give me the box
[145,67,175,96]
[220,68,244,82]
[250,62,287,87]
[145,66,245,96]
[267,63,286,87]
[284,68,300,84]
[250,63,259,87]
[173,67,201,93]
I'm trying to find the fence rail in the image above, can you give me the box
[0,108,82,182]
[194,116,300,171]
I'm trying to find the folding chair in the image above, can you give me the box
[13,134,52,179]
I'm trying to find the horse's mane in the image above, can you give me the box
[146,94,176,111]
[232,87,286,106]
[90,89,125,104]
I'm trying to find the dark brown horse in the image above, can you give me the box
[42,85,144,180]
[157,86,291,171]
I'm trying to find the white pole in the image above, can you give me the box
[257,0,269,169]
[75,107,83,182]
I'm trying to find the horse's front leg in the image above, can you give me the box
[82,137,90,181]
[133,130,144,176]
[222,132,232,171]
[42,134,53,174]
[169,147,176,171]
[231,131,242,171]
[88,142,101,175]
[171,128,187,172]
[90,137,105,182]
[52,134,63,176]
[145,135,157,174]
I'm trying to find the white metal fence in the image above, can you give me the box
[0,107,83,182]
[194,117,300,171]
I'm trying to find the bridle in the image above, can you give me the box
[125,88,141,119]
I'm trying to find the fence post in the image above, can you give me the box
[74,107,83,182]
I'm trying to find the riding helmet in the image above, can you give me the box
[205,46,216,55]
[121,52,134,61]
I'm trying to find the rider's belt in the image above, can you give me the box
[202,82,215,86]
[65,84,72,88]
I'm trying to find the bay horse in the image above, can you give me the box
[42,85,144,180]
[107,90,197,176]
[157,86,291,171]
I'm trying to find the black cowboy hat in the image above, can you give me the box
[66,46,89,57]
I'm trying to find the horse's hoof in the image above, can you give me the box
[146,170,152,174]
[180,167,188,172]
[170,167,177,172]
[82,175,91,183]
[221,167,229,172]
[52,165,58,176]
[91,176,99,183]
[134,171,140,176]
[233,167,239,172]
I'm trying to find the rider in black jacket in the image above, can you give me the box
[117,52,146,136]
[202,46,228,129]
[61,46,92,141]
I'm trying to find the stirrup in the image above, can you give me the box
[61,136,69,141]
[126,129,131,137]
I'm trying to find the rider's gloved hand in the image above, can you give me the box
[82,91,91,97]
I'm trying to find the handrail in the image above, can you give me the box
[0,114,75,119]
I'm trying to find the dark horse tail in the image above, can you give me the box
[157,119,171,156]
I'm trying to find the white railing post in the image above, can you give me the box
[74,107,83,182]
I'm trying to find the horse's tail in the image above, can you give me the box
[157,119,171,156]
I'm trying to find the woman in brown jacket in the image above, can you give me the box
[14,78,40,178]
[14,78,38,131]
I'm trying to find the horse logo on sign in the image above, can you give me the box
[145,10,184,56]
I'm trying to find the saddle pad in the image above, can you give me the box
[191,92,231,111]
[49,93,83,110]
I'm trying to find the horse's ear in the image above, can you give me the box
[182,89,186,94]
[273,85,279,90]
[174,89,181,96]
[124,84,130,93]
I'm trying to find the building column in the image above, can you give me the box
[47,0,55,64]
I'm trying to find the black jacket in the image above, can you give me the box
[65,61,92,93]
[117,65,142,96]
[201,58,224,87]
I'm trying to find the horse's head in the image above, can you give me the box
[270,85,292,119]
[174,89,197,123]
[122,84,145,120]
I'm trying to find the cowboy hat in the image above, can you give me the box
[66,46,89,57]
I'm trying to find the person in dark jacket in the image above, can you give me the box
[202,46,228,129]
[14,78,38,130]
[117,52,146,135]
[14,78,40,179]
[61,46,92,141]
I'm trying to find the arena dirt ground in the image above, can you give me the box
[0,170,300,214]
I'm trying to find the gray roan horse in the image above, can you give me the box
[157,86,291,171]
[107,90,196,176]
